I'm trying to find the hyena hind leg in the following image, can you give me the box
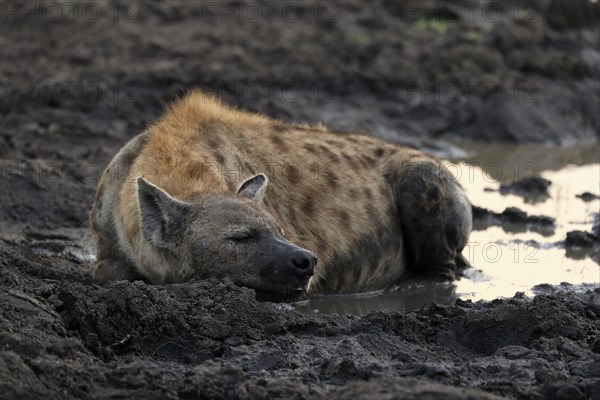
[92,258,144,283]
[387,157,472,280]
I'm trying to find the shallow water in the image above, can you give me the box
[294,143,600,315]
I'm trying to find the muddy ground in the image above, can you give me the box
[2,240,600,400]
[1,1,599,399]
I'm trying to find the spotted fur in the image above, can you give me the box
[90,90,472,294]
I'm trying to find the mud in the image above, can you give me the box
[566,231,600,249]
[472,205,555,236]
[2,239,600,400]
[1,1,599,149]
[499,176,552,202]
[1,1,600,399]
[578,193,600,202]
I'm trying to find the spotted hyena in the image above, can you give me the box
[90,90,472,298]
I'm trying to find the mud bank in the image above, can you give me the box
[1,0,599,151]
[1,239,599,400]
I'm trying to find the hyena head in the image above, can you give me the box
[136,174,316,299]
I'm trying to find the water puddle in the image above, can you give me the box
[295,143,600,315]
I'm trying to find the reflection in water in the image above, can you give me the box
[566,246,600,264]
[294,143,600,315]
[476,221,555,236]
[457,142,599,177]
[471,208,556,237]
[293,281,456,315]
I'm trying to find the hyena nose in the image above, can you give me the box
[290,250,317,276]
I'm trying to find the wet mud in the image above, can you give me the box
[472,205,555,235]
[2,239,599,400]
[498,176,552,202]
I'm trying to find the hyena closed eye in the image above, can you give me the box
[90,90,472,298]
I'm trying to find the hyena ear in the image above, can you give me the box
[237,174,268,203]
[137,177,189,250]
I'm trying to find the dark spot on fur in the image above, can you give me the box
[214,152,225,165]
[207,137,221,149]
[342,153,358,170]
[91,183,105,226]
[120,133,148,171]
[338,210,351,229]
[366,204,378,221]
[271,134,287,150]
[379,185,390,197]
[363,155,376,168]
[186,161,206,179]
[304,144,316,153]
[317,237,328,255]
[364,187,373,200]
[288,209,297,224]
[226,179,236,192]
[326,139,344,148]
[426,186,440,202]
[286,165,302,184]
[272,124,287,132]
[302,194,316,216]
[120,153,137,172]
[348,188,360,200]
[375,147,385,157]
[319,146,340,163]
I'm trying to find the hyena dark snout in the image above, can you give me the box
[255,237,317,295]
[290,248,317,277]
[264,238,317,279]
